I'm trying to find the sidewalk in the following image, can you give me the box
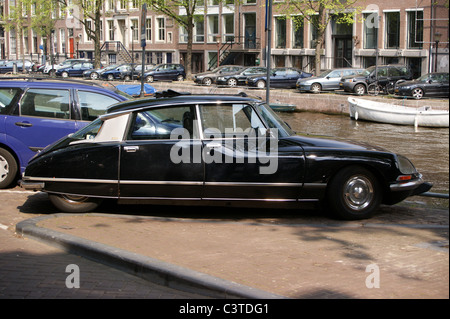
[15,203,449,299]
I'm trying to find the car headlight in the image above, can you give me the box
[345,79,354,83]
[396,154,417,175]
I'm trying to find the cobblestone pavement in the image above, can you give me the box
[1,188,448,299]
[0,224,207,299]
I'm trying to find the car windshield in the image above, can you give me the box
[70,118,103,140]
[360,66,375,76]
[416,74,431,82]
[255,103,295,138]
[318,70,332,77]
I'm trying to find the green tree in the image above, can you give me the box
[280,0,362,75]
[143,0,207,80]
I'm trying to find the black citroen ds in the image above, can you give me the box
[20,92,431,220]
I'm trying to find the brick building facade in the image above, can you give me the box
[0,0,448,76]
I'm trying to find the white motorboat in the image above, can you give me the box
[348,97,449,128]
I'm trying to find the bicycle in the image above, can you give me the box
[367,80,397,96]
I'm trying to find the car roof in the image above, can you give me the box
[106,91,260,115]
[0,77,124,93]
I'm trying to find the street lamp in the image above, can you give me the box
[434,31,441,73]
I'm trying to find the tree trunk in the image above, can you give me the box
[314,4,326,76]
[93,9,102,69]
[185,17,194,80]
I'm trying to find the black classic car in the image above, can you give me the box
[20,92,431,220]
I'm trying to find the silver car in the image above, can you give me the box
[297,68,364,93]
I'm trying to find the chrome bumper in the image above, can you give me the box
[19,179,44,191]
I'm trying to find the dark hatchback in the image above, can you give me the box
[394,72,449,99]
[246,68,313,89]
[0,79,130,188]
[142,64,186,83]
[20,92,431,220]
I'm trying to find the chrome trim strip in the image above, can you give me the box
[23,176,118,184]
[390,178,424,191]
[205,182,302,187]
[120,180,203,186]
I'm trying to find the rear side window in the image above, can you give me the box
[20,89,71,119]
[77,90,120,121]
[0,88,22,114]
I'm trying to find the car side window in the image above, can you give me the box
[129,105,197,140]
[20,89,71,119]
[0,88,22,114]
[77,91,120,121]
[200,104,266,138]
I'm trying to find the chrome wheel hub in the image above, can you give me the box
[343,176,374,211]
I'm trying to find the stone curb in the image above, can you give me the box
[15,214,286,299]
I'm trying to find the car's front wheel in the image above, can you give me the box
[202,78,212,86]
[311,83,322,93]
[256,80,266,89]
[327,166,382,220]
[146,75,154,83]
[90,72,99,80]
[412,88,424,100]
[49,194,102,213]
[354,84,366,95]
[61,71,69,78]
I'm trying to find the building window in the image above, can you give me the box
[207,15,219,43]
[60,29,66,54]
[108,20,115,41]
[385,11,400,49]
[146,18,152,42]
[131,19,139,41]
[10,29,17,55]
[157,17,165,41]
[310,15,319,49]
[407,10,423,49]
[195,16,205,42]
[292,16,304,49]
[275,16,286,49]
[363,12,378,49]
[223,14,234,42]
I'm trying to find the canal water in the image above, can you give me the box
[277,111,449,209]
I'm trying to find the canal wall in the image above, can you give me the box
[147,80,449,115]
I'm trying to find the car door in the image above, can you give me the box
[119,105,204,200]
[199,103,304,201]
[271,68,287,87]
[3,87,77,167]
[323,70,342,90]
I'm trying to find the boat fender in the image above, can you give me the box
[414,114,419,128]
[355,111,358,121]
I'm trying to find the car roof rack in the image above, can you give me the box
[154,89,254,99]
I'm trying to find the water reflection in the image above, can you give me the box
[277,112,449,196]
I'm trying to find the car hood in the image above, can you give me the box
[287,134,388,152]
[396,80,418,87]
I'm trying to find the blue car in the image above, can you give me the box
[246,67,313,89]
[55,62,95,77]
[0,79,130,188]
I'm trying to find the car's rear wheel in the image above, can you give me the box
[176,74,184,82]
[0,148,17,189]
[327,166,382,220]
[49,194,102,213]
[124,75,131,81]
[107,74,114,81]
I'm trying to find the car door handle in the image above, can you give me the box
[124,146,139,153]
[15,122,33,127]
[206,142,222,149]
